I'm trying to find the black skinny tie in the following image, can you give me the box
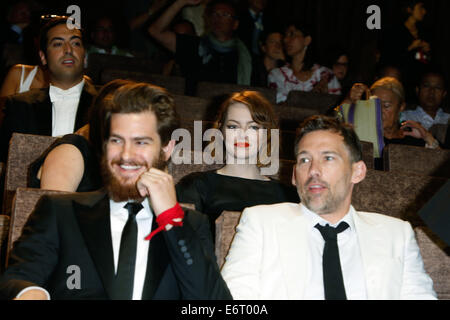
[315,222,349,300]
[112,202,143,300]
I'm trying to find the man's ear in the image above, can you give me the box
[39,50,47,66]
[351,160,367,184]
[291,164,297,187]
[162,139,176,161]
[305,35,312,47]
[399,102,406,113]
[233,20,239,31]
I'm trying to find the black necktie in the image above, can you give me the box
[315,222,349,300]
[112,202,143,300]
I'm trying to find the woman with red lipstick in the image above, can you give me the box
[176,90,299,238]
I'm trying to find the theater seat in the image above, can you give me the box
[414,226,450,300]
[215,210,241,268]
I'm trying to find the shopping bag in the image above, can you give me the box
[337,96,384,158]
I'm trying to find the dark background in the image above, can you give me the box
[1,0,449,98]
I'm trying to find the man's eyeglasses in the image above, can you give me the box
[211,11,235,20]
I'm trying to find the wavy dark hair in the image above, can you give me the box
[97,82,180,155]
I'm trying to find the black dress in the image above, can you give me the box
[176,170,300,236]
[28,134,102,192]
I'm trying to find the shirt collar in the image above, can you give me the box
[110,198,153,219]
[301,203,356,231]
[415,106,446,119]
[49,79,85,102]
[11,24,23,34]
[249,8,263,20]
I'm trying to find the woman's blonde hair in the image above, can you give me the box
[370,77,405,105]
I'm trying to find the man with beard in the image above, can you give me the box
[0,16,97,162]
[0,82,232,300]
[221,115,436,300]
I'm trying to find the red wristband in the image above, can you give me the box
[145,203,184,241]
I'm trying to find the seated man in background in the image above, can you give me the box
[0,82,232,300]
[236,0,272,59]
[86,14,134,61]
[221,115,436,300]
[0,16,97,162]
[401,69,449,131]
[148,0,252,94]
[251,30,285,87]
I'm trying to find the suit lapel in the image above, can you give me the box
[34,91,52,135]
[353,211,388,299]
[276,205,308,299]
[74,192,115,299]
[74,82,96,131]
[141,215,170,300]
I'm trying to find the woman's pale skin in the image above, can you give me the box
[216,102,270,181]
[36,125,89,192]
[0,64,49,97]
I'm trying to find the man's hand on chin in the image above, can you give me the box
[136,168,177,217]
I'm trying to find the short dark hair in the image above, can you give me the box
[205,0,238,19]
[98,82,180,154]
[294,115,363,163]
[418,67,448,89]
[39,16,84,55]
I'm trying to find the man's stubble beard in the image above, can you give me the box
[299,175,352,216]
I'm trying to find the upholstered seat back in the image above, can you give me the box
[3,133,58,215]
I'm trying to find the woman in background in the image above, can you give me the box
[176,90,299,235]
[268,22,340,103]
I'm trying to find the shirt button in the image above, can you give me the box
[178,240,185,246]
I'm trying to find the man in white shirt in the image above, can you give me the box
[0,16,97,162]
[401,70,449,131]
[0,82,231,300]
[221,115,436,300]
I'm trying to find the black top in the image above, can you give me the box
[29,134,102,192]
[176,170,300,236]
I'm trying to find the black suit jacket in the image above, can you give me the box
[0,81,97,162]
[236,9,274,57]
[0,191,232,300]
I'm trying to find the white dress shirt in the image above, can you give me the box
[401,106,450,130]
[301,205,368,300]
[110,199,153,300]
[49,79,85,137]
